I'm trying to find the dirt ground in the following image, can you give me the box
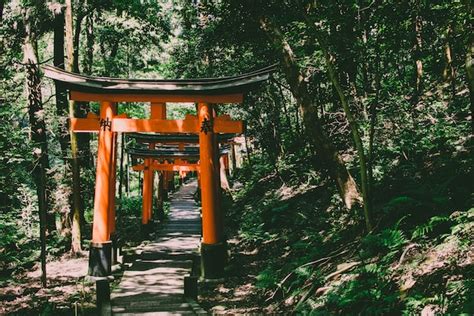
[197,238,284,315]
[0,252,96,315]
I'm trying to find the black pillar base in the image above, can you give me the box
[88,241,112,277]
[141,222,153,239]
[110,234,119,265]
[96,278,111,316]
[184,276,198,299]
[156,206,165,222]
[200,242,227,279]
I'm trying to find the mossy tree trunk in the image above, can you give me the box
[259,16,363,211]
[65,0,82,254]
[22,3,48,287]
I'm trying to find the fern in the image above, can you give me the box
[411,216,451,240]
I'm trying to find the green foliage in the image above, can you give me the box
[411,215,452,240]
[0,213,38,274]
[256,267,278,289]
[119,196,142,218]
[321,267,401,315]
[361,228,407,260]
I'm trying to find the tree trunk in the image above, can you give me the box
[23,4,48,287]
[155,172,165,221]
[465,1,474,134]
[72,3,84,74]
[84,11,94,75]
[72,1,92,170]
[244,133,252,166]
[53,4,74,235]
[368,44,382,217]
[467,37,474,135]
[53,7,68,152]
[443,25,456,97]
[65,0,82,254]
[219,156,231,192]
[0,0,4,22]
[259,16,362,211]
[118,133,125,201]
[413,1,423,106]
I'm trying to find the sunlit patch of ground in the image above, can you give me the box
[198,238,284,314]
[0,252,96,315]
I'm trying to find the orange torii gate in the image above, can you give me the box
[129,145,232,225]
[43,64,275,279]
[128,133,235,227]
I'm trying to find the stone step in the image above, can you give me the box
[114,311,195,316]
[140,252,195,261]
[156,228,200,231]
[156,231,201,236]
[112,293,184,303]
[112,301,192,313]
[112,181,206,315]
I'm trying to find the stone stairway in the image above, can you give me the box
[111,181,207,315]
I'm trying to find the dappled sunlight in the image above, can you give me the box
[111,181,201,312]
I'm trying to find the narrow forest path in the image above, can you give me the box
[111,181,207,315]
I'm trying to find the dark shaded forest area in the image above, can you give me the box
[0,0,473,314]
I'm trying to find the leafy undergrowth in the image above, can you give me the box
[199,151,473,314]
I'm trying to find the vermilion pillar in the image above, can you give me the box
[142,154,152,225]
[108,104,118,236]
[141,103,166,231]
[198,103,226,279]
[89,101,114,276]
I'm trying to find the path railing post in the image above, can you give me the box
[89,101,114,276]
[198,103,226,279]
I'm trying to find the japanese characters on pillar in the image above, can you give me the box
[198,103,227,279]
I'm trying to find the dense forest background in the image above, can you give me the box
[0,0,473,314]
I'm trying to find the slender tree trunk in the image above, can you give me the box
[118,133,125,201]
[443,25,456,97]
[72,3,84,74]
[413,1,423,106]
[260,16,362,210]
[156,172,165,221]
[65,0,82,254]
[320,40,373,232]
[465,1,474,134]
[244,134,252,166]
[219,156,231,192]
[276,82,294,138]
[230,143,237,171]
[84,11,94,75]
[53,7,68,153]
[367,47,381,219]
[0,0,4,22]
[71,1,91,170]
[53,5,74,235]
[23,4,47,287]
[467,37,474,135]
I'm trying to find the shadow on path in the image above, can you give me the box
[111,181,204,315]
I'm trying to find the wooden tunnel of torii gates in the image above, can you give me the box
[127,135,234,228]
[43,64,275,279]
